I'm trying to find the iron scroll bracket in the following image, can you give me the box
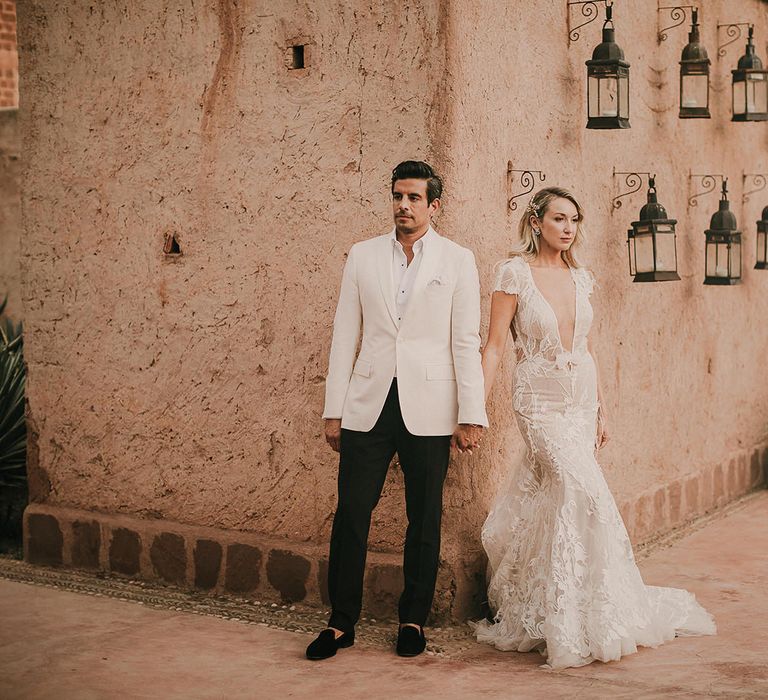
[657,4,695,43]
[612,171,651,211]
[742,173,768,204]
[717,22,752,59]
[688,173,724,207]
[507,165,546,212]
[567,0,611,43]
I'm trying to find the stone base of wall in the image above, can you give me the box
[617,444,767,545]
[23,444,767,622]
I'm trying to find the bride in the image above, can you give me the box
[474,186,716,669]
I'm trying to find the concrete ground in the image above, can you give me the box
[1,492,767,700]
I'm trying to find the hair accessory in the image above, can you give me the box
[526,196,539,217]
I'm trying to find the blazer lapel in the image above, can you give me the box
[377,233,399,327]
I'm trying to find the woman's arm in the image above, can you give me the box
[481,291,518,401]
[588,333,610,449]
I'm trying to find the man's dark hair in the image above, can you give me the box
[391,160,443,205]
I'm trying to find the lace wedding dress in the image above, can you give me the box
[474,256,716,670]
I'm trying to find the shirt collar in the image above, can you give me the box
[389,226,437,251]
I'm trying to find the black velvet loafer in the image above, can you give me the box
[306,628,355,660]
[396,625,426,657]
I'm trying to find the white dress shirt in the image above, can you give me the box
[390,227,435,376]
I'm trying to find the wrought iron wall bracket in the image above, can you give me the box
[657,4,695,43]
[688,173,724,207]
[612,171,651,210]
[742,173,767,204]
[507,165,546,212]
[717,22,752,58]
[567,0,611,43]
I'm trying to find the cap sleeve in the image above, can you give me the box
[493,258,524,296]
[577,267,597,297]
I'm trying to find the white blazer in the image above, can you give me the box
[323,227,488,436]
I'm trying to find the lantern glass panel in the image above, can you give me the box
[599,76,619,117]
[757,230,767,265]
[619,73,629,118]
[705,240,717,278]
[730,241,741,278]
[716,243,730,277]
[747,74,768,114]
[734,78,746,115]
[655,228,676,272]
[681,73,708,109]
[635,234,654,274]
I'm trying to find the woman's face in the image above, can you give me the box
[533,197,580,253]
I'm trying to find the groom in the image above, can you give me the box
[306,161,487,660]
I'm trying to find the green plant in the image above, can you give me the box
[0,295,25,489]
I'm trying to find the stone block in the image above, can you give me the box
[633,494,652,542]
[763,447,768,485]
[364,563,401,620]
[109,527,141,576]
[225,543,261,594]
[266,549,311,603]
[701,467,714,512]
[750,449,761,488]
[318,558,330,606]
[713,464,725,508]
[653,487,667,534]
[736,453,749,494]
[194,539,222,590]
[26,513,62,566]
[150,532,187,586]
[684,476,699,519]
[71,520,100,569]
[725,455,744,501]
[668,480,682,526]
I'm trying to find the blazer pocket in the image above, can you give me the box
[353,358,373,378]
[425,363,456,381]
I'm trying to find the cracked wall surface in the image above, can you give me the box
[17,0,768,618]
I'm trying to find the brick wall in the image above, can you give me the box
[0,1,17,109]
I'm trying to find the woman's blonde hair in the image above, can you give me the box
[509,186,586,268]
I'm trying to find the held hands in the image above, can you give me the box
[596,410,610,451]
[324,418,342,452]
[451,424,484,455]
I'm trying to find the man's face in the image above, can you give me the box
[392,178,439,235]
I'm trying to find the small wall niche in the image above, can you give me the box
[284,38,311,72]
[290,45,305,70]
[163,232,182,256]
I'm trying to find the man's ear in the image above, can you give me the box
[429,198,441,217]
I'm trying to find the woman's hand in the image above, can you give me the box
[596,410,609,451]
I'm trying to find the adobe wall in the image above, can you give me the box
[0,108,20,316]
[18,0,768,620]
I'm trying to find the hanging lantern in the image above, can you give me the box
[626,177,679,282]
[704,180,742,285]
[679,9,710,119]
[756,205,768,270]
[732,26,768,122]
[585,3,630,129]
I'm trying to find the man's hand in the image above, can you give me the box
[450,424,484,454]
[324,418,342,452]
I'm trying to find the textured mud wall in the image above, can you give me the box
[436,0,768,589]
[0,109,20,316]
[18,0,447,545]
[0,0,17,109]
[18,0,768,618]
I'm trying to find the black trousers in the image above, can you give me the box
[327,380,451,634]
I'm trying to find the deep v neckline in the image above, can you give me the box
[525,260,578,354]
